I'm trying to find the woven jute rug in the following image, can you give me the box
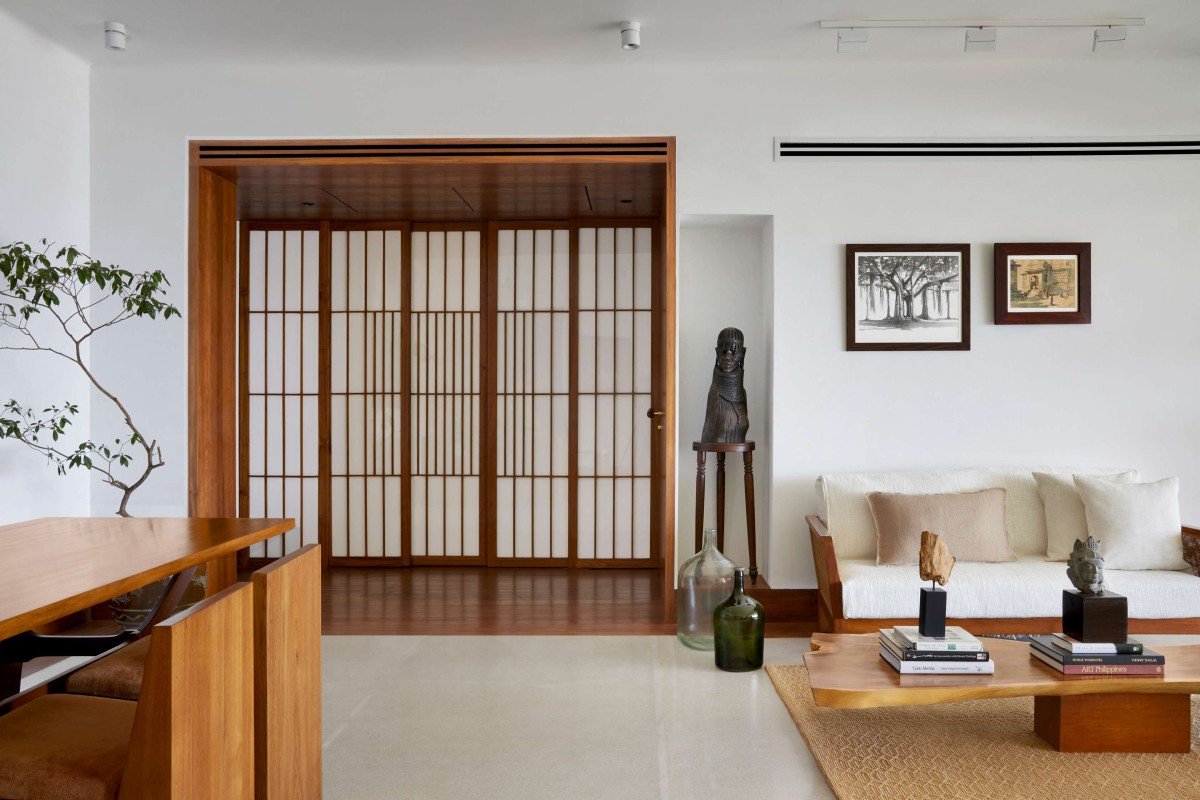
[766,664,1200,800]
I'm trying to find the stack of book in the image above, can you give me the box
[1029,634,1165,676]
[879,626,995,674]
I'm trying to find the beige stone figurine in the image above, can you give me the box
[919,531,956,587]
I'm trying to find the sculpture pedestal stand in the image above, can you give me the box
[692,441,758,584]
[918,585,947,638]
[1063,589,1128,643]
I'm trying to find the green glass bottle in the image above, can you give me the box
[713,568,765,672]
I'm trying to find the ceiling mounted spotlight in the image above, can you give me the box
[964,28,997,53]
[1094,26,1127,52]
[837,29,868,53]
[620,21,640,51]
[104,21,126,51]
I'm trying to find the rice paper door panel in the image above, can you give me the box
[409,225,486,564]
[576,225,660,566]
[329,224,408,563]
[241,224,321,560]
[488,225,572,565]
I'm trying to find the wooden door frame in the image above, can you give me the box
[188,137,677,620]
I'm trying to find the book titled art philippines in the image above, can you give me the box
[1029,648,1165,675]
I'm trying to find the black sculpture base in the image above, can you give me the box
[1063,590,1128,643]
[919,587,947,638]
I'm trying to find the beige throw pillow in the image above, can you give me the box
[1035,471,1138,561]
[1074,476,1186,570]
[868,489,1016,566]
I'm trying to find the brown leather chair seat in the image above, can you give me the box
[0,694,136,800]
[64,637,150,701]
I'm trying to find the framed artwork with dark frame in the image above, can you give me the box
[994,242,1091,325]
[846,243,971,351]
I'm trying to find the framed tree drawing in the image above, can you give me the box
[994,242,1091,325]
[846,244,970,351]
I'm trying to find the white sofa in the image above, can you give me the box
[807,466,1200,633]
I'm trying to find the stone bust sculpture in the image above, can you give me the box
[1067,536,1105,595]
[700,327,749,443]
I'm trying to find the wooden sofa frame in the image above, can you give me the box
[807,515,1200,635]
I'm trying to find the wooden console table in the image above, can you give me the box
[692,441,758,584]
[0,517,294,641]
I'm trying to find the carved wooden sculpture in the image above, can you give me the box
[919,530,956,587]
[700,328,749,443]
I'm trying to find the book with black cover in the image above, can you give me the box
[1029,636,1164,666]
[880,646,996,674]
[879,629,991,662]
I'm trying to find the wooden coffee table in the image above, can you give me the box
[804,633,1200,753]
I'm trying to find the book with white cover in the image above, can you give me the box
[879,646,995,674]
[1050,633,1143,655]
[892,625,983,652]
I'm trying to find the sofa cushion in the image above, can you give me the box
[839,556,1199,619]
[817,466,1139,561]
[1076,476,1187,571]
[869,489,1015,565]
[1036,471,1139,561]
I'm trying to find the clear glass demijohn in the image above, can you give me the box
[676,528,737,650]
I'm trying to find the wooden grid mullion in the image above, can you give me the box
[611,230,618,560]
[237,224,251,570]
[318,221,332,567]
[568,225,580,564]
[400,226,412,563]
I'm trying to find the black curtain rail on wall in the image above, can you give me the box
[775,140,1200,158]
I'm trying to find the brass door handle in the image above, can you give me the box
[646,409,664,419]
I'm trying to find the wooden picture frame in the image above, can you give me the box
[845,243,971,351]
[994,243,1091,325]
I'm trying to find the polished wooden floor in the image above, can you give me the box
[320,567,816,636]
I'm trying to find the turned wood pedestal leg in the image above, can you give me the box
[743,451,757,585]
[694,450,706,553]
[1034,693,1192,753]
[716,453,726,553]
[691,442,758,582]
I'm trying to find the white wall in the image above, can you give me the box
[678,217,771,577]
[85,58,1200,582]
[0,9,91,523]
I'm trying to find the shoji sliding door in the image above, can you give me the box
[240,219,662,568]
[489,225,571,565]
[576,226,658,565]
[240,224,321,559]
[329,224,407,563]
[410,226,485,564]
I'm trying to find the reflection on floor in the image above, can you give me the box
[320,566,818,636]
[322,635,834,800]
[322,567,673,635]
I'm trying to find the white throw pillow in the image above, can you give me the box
[1074,476,1186,571]
[1035,471,1138,561]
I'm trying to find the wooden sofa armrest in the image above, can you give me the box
[807,515,843,632]
[1183,527,1200,577]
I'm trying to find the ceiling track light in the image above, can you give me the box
[837,29,868,54]
[823,18,1143,53]
[1094,26,1127,53]
[104,21,126,51]
[620,21,640,51]
[964,28,997,53]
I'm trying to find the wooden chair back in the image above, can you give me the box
[253,543,322,799]
[119,582,255,800]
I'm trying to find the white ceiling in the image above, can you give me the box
[2,0,1198,66]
